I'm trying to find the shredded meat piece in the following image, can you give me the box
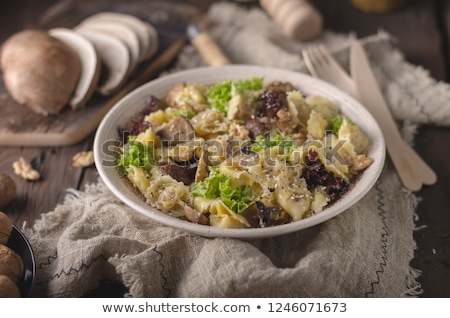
[158,162,197,185]
[228,122,250,140]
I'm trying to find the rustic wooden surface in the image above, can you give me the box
[1,0,449,297]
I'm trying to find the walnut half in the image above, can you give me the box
[72,151,94,168]
[347,154,374,174]
[12,157,40,181]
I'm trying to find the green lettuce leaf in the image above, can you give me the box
[117,136,156,173]
[219,181,253,213]
[192,168,253,213]
[192,168,229,198]
[205,77,263,115]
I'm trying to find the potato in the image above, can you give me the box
[0,30,81,115]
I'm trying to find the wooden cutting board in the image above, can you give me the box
[0,79,111,147]
[0,0,205,147]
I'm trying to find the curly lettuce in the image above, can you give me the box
[192,168,228,198]
[205,77,263,115]
[250,134,295,154]
[192,168,253,213]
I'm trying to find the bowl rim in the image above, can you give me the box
[94,64,386,239]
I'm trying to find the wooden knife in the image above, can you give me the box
[350,41,437,191]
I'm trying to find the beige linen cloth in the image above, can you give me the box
[24,2,450,297]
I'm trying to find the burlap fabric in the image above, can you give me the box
[25,2,449,297]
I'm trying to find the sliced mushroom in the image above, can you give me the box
[245,117,270,139]
[74,21,140,74]
[76,29,131,96]
[194,149,210,182]
[143,21,159,60]
[78,12,158,62]
[184,204,209,225]
[156,115,195,146]
[157,161,197,185]
[48,28,101,109]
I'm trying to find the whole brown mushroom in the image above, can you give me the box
[0,29,81,115]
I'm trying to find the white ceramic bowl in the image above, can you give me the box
[94,65,385,239]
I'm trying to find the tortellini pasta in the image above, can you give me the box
[191,108,229,138]
[145,175,191,217]
[173,84,208,112]
[208,200,251,228]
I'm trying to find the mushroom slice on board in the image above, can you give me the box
[48,28,101,109]
[77,29,131,96]
[144,21,159,61]
[74,21,140,73]
[78,12,157,62]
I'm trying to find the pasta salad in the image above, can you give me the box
[116,78,373,228]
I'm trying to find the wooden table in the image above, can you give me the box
[1,0,449,297]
